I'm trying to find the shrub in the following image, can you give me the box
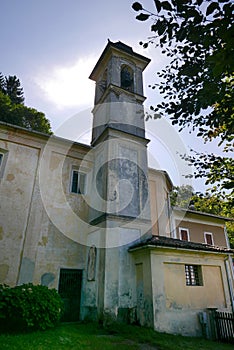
[0,283,63,331]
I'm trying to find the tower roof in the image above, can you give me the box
[89,40,151,81]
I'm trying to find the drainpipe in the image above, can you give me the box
[224,255,234,312]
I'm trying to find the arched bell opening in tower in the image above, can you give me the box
[121,65,134,92]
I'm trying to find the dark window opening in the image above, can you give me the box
[205,232,214,245]
[180,228,189,241]
[71,170,86,194]
[121,65,134,92]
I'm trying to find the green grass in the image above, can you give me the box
[0,322,233,350]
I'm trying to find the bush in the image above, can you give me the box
[0,283,63,331]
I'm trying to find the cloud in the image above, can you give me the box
[36,56,96,110]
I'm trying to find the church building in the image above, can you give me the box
[0,41,233,337]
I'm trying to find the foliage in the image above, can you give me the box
[0,322,233,350]
[3,75,25,105]
[183,151,234,204]
[132,1,234,199]
[0,72,52,134]
[0,73,5,91]
[170,184,193,208]
[170,185,234,248]
[0,90,52,134]
[0,283,63,331]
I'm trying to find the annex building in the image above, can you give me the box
[0,41,233,337]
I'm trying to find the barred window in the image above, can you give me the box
[185,265,203,286]
[70,170,86,194]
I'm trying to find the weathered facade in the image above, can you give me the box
[0,41,233,336]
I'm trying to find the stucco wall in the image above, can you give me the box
[0,135,40,285]
[0,126,91,288]
[164,264,225,309]
[150,248,231,336]
[175,220,227,247]
[149,169,172,237]
[131,249,154,327]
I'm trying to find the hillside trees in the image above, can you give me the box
[132,0,234,203]
[0,73,52,134]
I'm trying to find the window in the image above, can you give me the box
[204,232,214,245]
[179,227,190,241]
[121,65,134,92]
[185,265,203,286]
[0,151,8,179]
[70,170,86,194]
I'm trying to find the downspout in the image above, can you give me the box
[224,255,234,312]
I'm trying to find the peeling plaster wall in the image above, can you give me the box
[131,249,154,327]
[0,134,40,285]
[150,248,231,337]
[131,246,232,337]
[0,126,91,290]
[33,223,86,288]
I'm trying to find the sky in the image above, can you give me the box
[0,0,222,191]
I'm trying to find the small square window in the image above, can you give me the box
[179,227,190,241]
[204,232,214,245]
[70,170,86,194]
[0,154,3,167]
[185,265,203,286]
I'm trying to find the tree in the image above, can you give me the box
[4,75,24,105]
[132,1,234,201]
[0,73,24,105]
[170,184,193,208]
[0,73,5,92]
[0,90,52,134]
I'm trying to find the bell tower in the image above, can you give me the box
[84,41,153,325]
[89,40,150,144]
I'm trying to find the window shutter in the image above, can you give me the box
[78,173,86,194]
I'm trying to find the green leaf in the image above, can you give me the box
[206,2,220,16]
[154,0,161,13]
[132,2,143,12]
[136,13,150,21]
[151,23,158,32]
[161,1,173,11]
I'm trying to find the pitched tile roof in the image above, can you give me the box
[129,235,234,254]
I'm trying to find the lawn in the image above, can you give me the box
[0,322,233,350]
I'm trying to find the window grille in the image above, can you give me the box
[185,265,203,286]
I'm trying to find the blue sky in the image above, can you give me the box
[1,0,221,191]
[1,0,158,126]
